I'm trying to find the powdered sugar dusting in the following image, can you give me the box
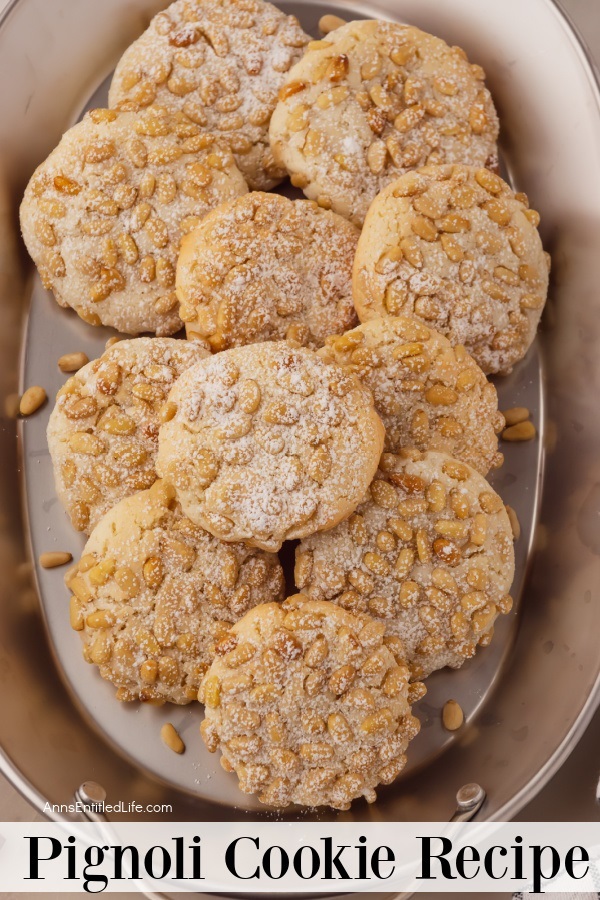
[108,0,310,190]
[177,192,359,350]
[296,449,515,678]
[20,108,247,334]
[68,481,285,703]
[47,337,209,533]
[319,314,504,474]
[156,342,385,550]
[269,20,499,225]
[200,596,421,808]
[354,164,549,374]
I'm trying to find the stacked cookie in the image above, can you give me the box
[20,0,550,812]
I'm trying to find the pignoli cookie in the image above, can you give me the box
[353,164,549,374]
[269,20,498,225]
[156,342,385,551]
[67,480,285,704]
[20,107,247,335]
[319,315,504,474]
[295,450,515,679]
[199,596,422,809]
[48,337,209,533]
[176,192,359,350]
[109,0,310,190]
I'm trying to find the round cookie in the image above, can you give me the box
[176,192,359,350]
[353,164,549,374]
[108,0,309,191]
[156,342,385,551]
[199,595,422,809]
[48,337,209,533]
[318,315,504,475]
[66,480,285,704]
[269,20,499,226]
[295,450,515,679]
[20,107,247,335]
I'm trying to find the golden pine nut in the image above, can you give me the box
[502,407,530,426]
[318,13,346,33]
[506,504,521,540]
[20,386,47,416]
[502,421,536,441]
[58,352,89,373]
[39,551,73,569]
[161,722,185,754]
[442,699,464,731]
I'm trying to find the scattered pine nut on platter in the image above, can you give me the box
[318,13,346,34]
[502,406,530,426]
[19,385,46,416]
[506,504,521,540]
[442,699,465,732]
[58,351,89,373]
[39,551,73,569]
[502,420,537,441]
[161,723,185,755]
